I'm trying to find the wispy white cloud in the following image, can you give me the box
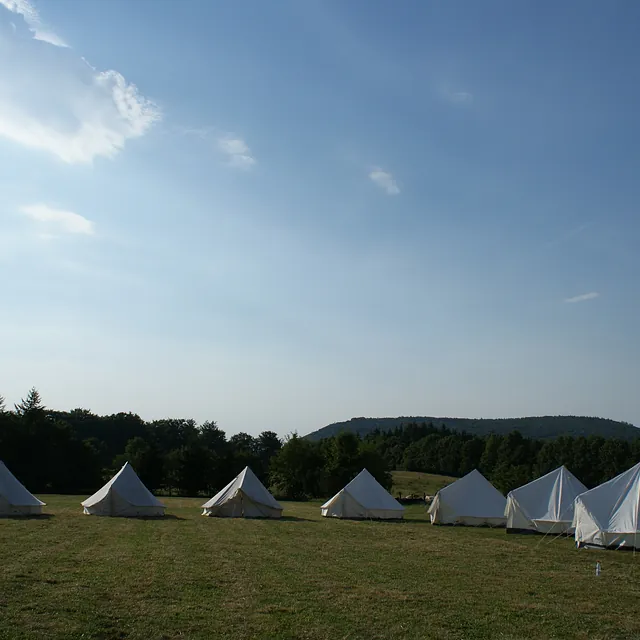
[545,220,597,249]
[180,127,214,140]
[0,64,160,164]
[0,12,160,163]
[0,0,68,47]
[564,292,599,304]
[20,204,95,235]
[218,135,256,169]
[451,91,474,104]
[180,128,256,169]
[440,88,474,105]
[369,168,400,195]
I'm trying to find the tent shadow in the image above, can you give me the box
[322,517,411,523]
[1,513,55,520]
[401,518,511,528]
[506,529,572,537]
[134,514,186,521]
[201,516,315,522]
[399,517,433,525]
[80,514,186,520]
[430,522,507,529]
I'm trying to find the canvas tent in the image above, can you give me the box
[505,466,587,534]
[428,469,506,526]
[202,466,282,518]
[82,462,165,517]
[321,468,405,520]
[0,461,45,516]
[573,461,640,550]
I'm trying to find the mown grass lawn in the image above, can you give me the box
[1,495,639,640]
[391,470,456,497]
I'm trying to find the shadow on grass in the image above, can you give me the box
[79,514,187,521]
[400,517,433,525]
[0,513,56,520]
[323,517,416,524]
[89,514,188,521]
[200,515,316,522]
[429,522,506,529]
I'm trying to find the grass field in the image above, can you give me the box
[2,492,640,640]
[391,470,456,497]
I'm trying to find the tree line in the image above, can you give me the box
[0,388,391,498]
[1,389,638,499]
[363,421,640,493]
[271,422,640,497]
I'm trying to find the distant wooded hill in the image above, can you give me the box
[306,415,639,441]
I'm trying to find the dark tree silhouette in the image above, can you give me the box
[0,388,638,498]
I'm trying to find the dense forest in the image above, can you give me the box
[364,421,640,493]
[307,415,640,441]
[0,388,390,499]
[1,389,639,499]
[271,422,640,497]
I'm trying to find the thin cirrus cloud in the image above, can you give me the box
[440,88,474,105]
[217,136,256,169]
[20,204,95,236]
[181,128,257,169]
[0,0,68,47]
[0,1,160,164]
[545,220,597,249]
[564,292,599,304]
[369,168,400,195]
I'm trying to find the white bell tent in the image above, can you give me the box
[428,469,506,526]
[202,466,282,518]
[82,462,166,517]
[0,461,45,516]
[505,466,587,534]
[321,468,404,520]
[573,461,640,550]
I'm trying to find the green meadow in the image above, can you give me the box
[391,470,457,497]
[1,474,639,640]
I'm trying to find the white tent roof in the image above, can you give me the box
[321,469,404,513]
[202,467,282,511]
[507,466,587,525]
[430,469,506,519]
[0,461,44,507]
[82,462,165,508]
[573,461,640,548]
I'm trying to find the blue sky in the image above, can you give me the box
[1,0,639,436]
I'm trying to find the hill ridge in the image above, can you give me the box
[305,415,639,441]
